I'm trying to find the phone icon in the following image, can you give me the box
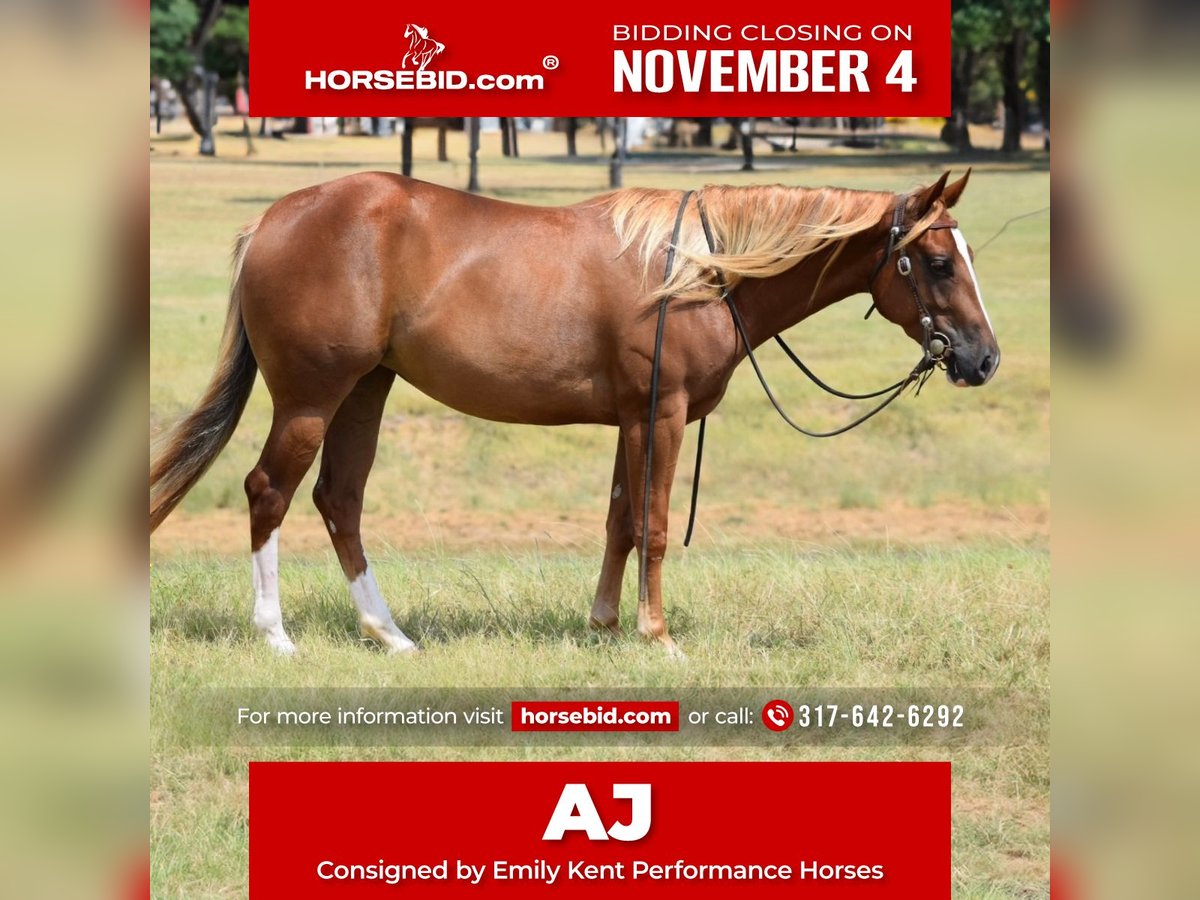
[761,700,793,732]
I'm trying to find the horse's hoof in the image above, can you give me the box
[262,631,296,656]
[588,616,623,637]
[661,639,686,662]
[637,628,685,660]
[359,617,419,655]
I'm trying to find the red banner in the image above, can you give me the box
[250,761,950,897]
[250,0,949,116]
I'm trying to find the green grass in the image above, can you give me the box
[152,545,1048,898]
[153,545,1047,687]
[151,122,1049,898]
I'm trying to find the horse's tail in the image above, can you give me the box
[150,218,261,532]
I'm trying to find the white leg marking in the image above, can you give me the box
[251,528,295,655]
[951,228,996,342]
[350,566,417,654]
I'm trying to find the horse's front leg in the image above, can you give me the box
[589,431,632,635]
[621,399,687,655]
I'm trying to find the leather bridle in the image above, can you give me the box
[865,191,959,366]
[637,190,961,593]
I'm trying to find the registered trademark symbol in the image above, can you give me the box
[542,55,559,70]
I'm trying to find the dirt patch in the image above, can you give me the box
[151,501,1048,559]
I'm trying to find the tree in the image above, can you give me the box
[203,5,249,87]
[1033,16,1050,148]
[944,1,1000,151]
[993,0,1047,152]
[150,0,242,148]
[942,0,1048,153]
[150,0,199,84]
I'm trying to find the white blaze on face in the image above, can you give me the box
[951,227,996,342]
[252,528,295,654]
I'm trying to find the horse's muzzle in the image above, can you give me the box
[946,340,1000,387]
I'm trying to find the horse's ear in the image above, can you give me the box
[941,168,971,209]
[912,171,951,218]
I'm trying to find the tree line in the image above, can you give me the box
[946,0,1050,152]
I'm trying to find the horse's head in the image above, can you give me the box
[405,23,426,39]
[868,170,999,387]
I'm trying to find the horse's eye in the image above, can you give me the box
[927,257,953,278]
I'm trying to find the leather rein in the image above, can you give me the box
[638,190,958,589]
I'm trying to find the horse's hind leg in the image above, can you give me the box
[589,431,632,635]
[245,404,341,654]
[313,367,416,654]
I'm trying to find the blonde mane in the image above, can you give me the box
[599,184,945,302]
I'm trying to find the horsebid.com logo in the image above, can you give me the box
[402,23,444,71]
[305,21,549,92]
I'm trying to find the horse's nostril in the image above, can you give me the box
[978,355,994,376]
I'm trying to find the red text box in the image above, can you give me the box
[250,0,949,116]
[249,761,950,897]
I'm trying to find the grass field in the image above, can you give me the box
[151,120,1049,897]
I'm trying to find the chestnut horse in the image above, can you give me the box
[150,170,996,656]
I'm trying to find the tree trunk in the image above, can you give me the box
[437,124,448,162]
[509,118,520,158]
[665,118,679,148]
[241,117,256,156]
[1035,35,1050,148]
[198,70,217,156]
[500,117,512,156]
[694,118,713,147]
[739,118,754,171]
[1001,31,1027,153]
[467,117,481,192]
[400,118,415,176]
[173,79,207,136]
[565,117,577,156]
[941,47,974,151]
[192,0,225,51]
[170,0,226,139]
[609,118,625,189]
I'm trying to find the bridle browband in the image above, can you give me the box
[638,190,960,598]
[865,192,958,365]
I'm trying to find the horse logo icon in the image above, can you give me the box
[403,23,446,71]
